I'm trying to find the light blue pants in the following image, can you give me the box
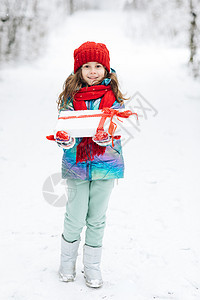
[63,179,115,247]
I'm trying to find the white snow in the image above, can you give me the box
[0,9,200,300]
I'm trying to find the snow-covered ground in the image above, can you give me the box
[1,9,200,300]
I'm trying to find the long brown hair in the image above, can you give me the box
[57,67,128,110]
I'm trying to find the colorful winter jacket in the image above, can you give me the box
[60,78,125,181]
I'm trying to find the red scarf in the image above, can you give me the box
[73,85,116,164]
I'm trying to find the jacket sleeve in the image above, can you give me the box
[58,98,74,115]
[57,98,76,148]
[111,100,125,109]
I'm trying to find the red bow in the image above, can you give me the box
[95,108,138,146]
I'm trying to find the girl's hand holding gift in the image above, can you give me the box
[92,129,112,146]
[56,131,75,149]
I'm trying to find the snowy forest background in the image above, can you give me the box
[0,0,200,77]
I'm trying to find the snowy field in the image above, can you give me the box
[1,10,200,300]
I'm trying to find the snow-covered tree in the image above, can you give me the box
[0,0,101,63]
[123,0,200,78]
[188,0,200,77]
[0,1,44,62]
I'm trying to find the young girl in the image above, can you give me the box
[56,41,127,288]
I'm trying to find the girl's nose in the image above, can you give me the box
[90,68,97,74]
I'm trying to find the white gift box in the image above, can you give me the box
[54,109,137,138]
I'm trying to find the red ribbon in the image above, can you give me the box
[46,134,55,141]
[58,113,102,120]
[96,108,138,146]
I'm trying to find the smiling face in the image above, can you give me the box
[81,61,106,85]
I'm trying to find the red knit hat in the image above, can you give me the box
[74,41,110,73]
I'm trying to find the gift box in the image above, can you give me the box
[54,108,137,138]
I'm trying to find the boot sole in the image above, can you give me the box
[85,281,103,288]
[59,272,75,282]
[83,272,103,288]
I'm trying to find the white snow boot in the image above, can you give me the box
[83,244,103,288]
[59,235,80,282]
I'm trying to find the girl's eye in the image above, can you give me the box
[96,65,102,68]
[83,65,89,68]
